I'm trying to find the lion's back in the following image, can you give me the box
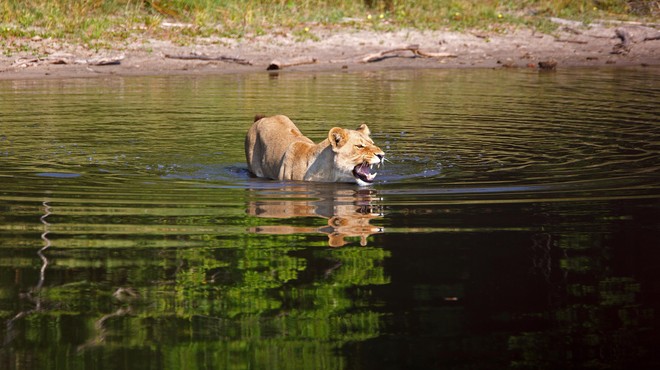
[245,115,314,180]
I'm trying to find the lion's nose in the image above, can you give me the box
[376,154,384,161]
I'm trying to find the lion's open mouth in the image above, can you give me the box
[352,162,378,184]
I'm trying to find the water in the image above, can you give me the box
[1,68,659,369]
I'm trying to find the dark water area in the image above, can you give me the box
[1,67,659,369]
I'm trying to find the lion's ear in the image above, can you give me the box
[328,127,348,150]
[356,124,371,136]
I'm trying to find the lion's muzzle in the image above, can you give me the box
[352,154,384,185]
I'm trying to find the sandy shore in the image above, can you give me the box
[1,20,658,79]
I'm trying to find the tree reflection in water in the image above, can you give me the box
[1,192,391,370]
[510,231,656,369]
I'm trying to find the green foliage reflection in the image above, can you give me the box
[1,217,389,370]
[509,230,656,369]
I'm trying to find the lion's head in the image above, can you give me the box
[328,124,385,186]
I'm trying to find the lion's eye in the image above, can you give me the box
[356,144,365,149]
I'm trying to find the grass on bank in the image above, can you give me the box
[1,0,658,47]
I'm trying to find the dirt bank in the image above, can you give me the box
[1,20,658,79]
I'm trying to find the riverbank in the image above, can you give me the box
[1,18,658,79]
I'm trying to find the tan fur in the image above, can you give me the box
[245,115,384,185]
[247,185,382,247]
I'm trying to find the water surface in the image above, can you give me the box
[1,67,659,369]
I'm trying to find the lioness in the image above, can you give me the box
[245,115,385,186]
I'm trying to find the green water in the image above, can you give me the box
[1,68,659,369]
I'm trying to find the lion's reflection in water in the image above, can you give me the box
[247,184,384,247]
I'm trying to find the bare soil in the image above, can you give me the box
[1,20,658,79]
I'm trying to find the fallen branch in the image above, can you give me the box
[361,47,413,63]
[12,58,41,67]
[164,53,252,65]
[611,28,632,54]
[555,38,589,44]
[595,19,660,28]
[561,26,582,35]
[48,58,68,65]
[11,55,124,68]
[538,60,558,70]
[267,58,317,70]
[85,55,124,66]
[415,49,458,58]
[644,33,660,41]
[360,44,457,63]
